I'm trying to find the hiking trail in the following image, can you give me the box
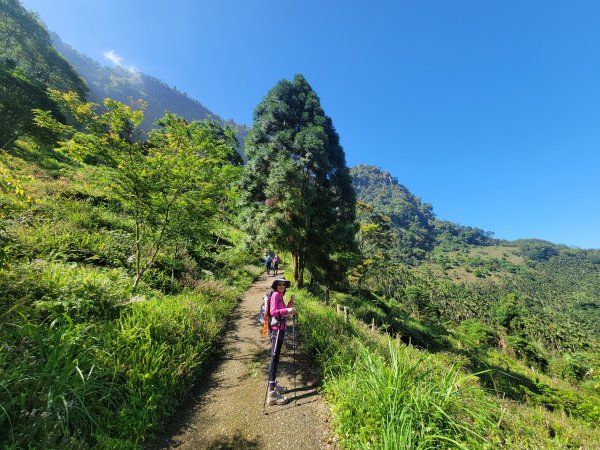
[149,272,337,449]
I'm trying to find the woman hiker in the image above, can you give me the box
[266,276,295,406]
[272,254,281,275]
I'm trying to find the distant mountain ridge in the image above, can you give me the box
[50,32,248,158]
[351,164,496,262]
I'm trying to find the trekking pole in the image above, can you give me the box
[262,377,270,413]
[293,313,297,405]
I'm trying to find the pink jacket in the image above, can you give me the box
[270,291,293,331]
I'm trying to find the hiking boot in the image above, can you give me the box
[274,383,288,394]
[267,390,288,406]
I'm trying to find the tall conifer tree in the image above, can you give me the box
[240,74,356,288]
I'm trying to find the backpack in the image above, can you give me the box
[261,290,274,336]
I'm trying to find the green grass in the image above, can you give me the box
[295,292,600,449]
[0,270,260,449]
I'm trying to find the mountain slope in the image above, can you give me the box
[351,164,495,262]
[350,164,599,374]
[50,32,249,158]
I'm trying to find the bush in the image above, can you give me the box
[0,260,130,323]
[452,319,499,351]
[506,336,550,372]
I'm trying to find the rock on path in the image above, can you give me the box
[149,272,336,449]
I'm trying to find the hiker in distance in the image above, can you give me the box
[272,254,281,276]
[264,276,296,406]
[264,253,272,275]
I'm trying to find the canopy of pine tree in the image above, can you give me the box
[240,74,356,287]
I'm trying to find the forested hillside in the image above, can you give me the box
[351,164,496,262]
[1,1,599,448]
[351,165,599,364]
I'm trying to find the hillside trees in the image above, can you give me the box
[351,165,496,260]
[0,1,85,149]
[240,74,356,288]
[351,165,436,263]
[35,91,240,293]
[0,0,86,95]
[0,62,64,148]
[350,201,395,293]
[0,0,87,96]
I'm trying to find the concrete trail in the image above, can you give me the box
[149,272,336,449]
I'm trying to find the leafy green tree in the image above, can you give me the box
[517,239,561,262]
[0,0,86,96]
[35,91,239,293]
[348,201,395,293]
[0,62,63,148]
[494,292,524,329]
[240,74,356,288]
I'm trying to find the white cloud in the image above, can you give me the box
[126,65,142,84]
[102,50,143,84]
[103,49,123,65]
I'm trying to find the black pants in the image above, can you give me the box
[268,328,285,390]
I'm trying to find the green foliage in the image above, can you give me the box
[329,291,448,350]
[0,63,65,149]
[433,220,496,249]
[296,292,600,448]
[35,92,241,293]
[348,201,395,293]
[0,0,86,95]
[508,248,600,340]
[451,319,499,351]
[516,239,562,262]
[0,54,261,446]
[240,74,356,288]
[494,293,523,328]
[350,165,496,264]
[0,260,129,323]
[0,159,262,447]
[351,165,436,263]
[0,280,256,448]
[0,160,33,268]
[0,318,121,448]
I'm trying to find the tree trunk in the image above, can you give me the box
[292,252,304,288]
[292,253,300,287]
[132,273,142,295]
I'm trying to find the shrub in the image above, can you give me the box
[0,260,130,323]
[452,319,499,351]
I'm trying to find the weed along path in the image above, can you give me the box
[149,272,336,449]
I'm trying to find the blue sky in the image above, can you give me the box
[21,0,600,249]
